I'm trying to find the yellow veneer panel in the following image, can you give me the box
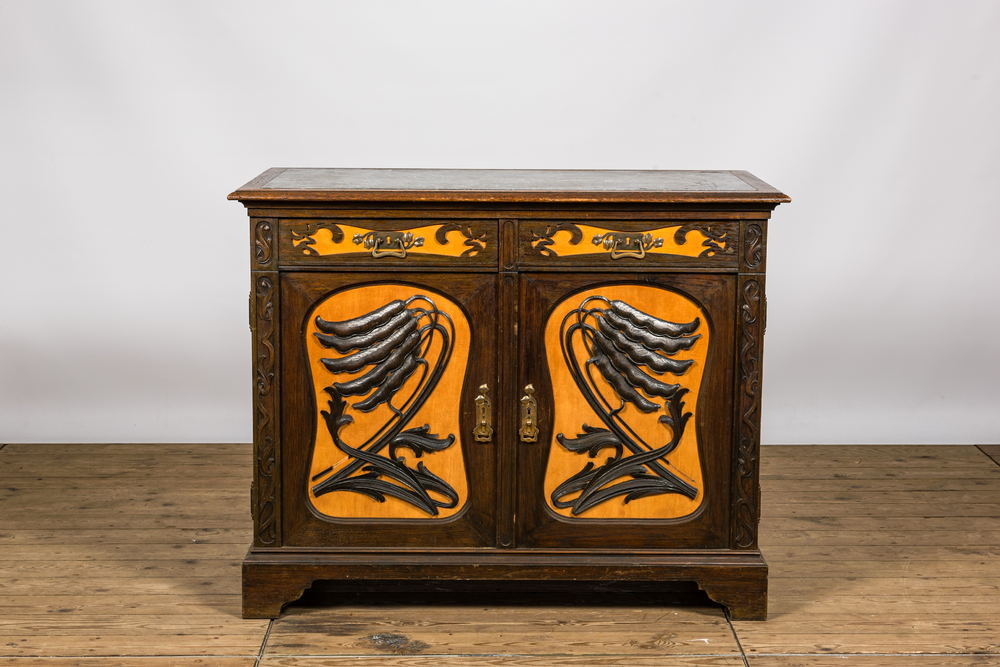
[539,224,722,258]
[297,224,483,258]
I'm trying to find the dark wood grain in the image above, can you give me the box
[496,271,518,548]
[242,549,767,619]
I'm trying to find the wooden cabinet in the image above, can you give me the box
[230,168,789,620]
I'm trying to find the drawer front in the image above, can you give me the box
[277,218,499,269]
[518,220,739,270]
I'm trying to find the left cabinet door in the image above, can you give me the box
[279,272,498,547]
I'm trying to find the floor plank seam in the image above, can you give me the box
[253,653,744,658]
[749,653,1000,657]
[977,444,1000,468]
[723,606,751,667]
[255,618,274,666]
[0,655,258,659]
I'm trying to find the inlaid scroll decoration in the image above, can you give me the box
[545,288,708,518]
[435,223,488,257]
[530,222,584,257]
[675,223,736,258]
[307,288,470,518]
[254,220,274,265]
[529,222,736,260]
[290,222,344,256]
[734,278,762,548]
[291,223,487,259]
[254,276,277,545]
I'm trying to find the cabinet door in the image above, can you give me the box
[280,272,497,547]
[516,273,735,549]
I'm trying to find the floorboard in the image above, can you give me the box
[733,445,1000,659]
[1,443,998,663]
[0,443,266,660]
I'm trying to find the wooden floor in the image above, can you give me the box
[1,442,999,666]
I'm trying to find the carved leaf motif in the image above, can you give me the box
[586,300,699,413]
[551,295,702,515]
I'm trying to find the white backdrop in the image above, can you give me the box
[1,0,998,444]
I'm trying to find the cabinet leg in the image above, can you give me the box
[700,573,768,621]
[242,559,314,619]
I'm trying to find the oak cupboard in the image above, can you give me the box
[229,168,789,620]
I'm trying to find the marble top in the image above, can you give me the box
[230,168,788,203]
[263,169,756,192]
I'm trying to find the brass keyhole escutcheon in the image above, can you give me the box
[519,384,538,443]
[473,384,493,443]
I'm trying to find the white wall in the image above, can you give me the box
[1,0,998,444]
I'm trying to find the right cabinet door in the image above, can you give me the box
[517,273,737,549]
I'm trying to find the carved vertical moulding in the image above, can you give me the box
[254,274,279,546]
[733,276,763,549]
[742,222,765,272]
[253,219,275,269]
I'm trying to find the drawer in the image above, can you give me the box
[517,220,739,270]
[275,218,499,269]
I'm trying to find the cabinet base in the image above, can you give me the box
[242,548,767,621]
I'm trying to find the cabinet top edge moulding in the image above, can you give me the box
[229,168,790,205]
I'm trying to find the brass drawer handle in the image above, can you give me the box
[519,385,538,443]
[592,232,663,260]
[354,231,424,258]
[473,384,493,443]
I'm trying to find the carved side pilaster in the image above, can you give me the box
[252,219,275,270]
[252,273,280,547]
[740,221,766,273]
[732,275,763,549]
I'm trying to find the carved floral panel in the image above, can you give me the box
[304,284,471,520]
[543,285,709,520]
